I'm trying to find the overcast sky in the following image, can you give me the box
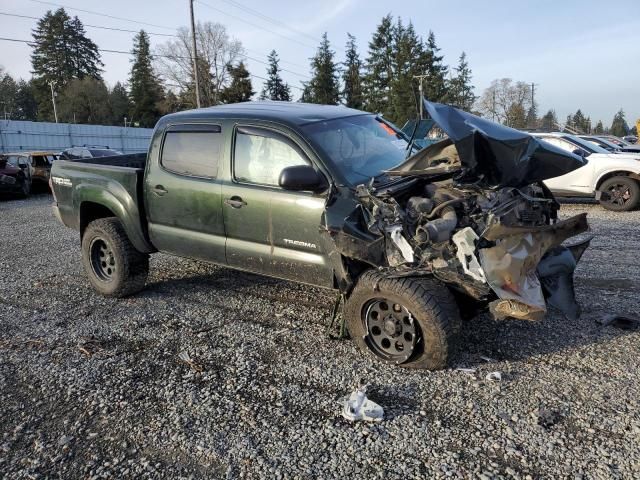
[0,0,638,125]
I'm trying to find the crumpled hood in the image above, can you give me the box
[390,100,587,188]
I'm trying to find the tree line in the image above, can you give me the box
[0,7,634,137]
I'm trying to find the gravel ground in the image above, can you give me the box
[1,194,639,479]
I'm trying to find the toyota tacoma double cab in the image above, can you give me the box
[50,100,591,369]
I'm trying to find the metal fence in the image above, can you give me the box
[0,120,153,154]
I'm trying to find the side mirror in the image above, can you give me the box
[572,148,586,157]
[279,165,328,193]
[18,163,28,169]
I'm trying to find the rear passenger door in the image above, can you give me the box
[145,124,227,264]
[221,124,334,287]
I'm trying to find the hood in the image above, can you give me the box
[390,100,587,188]
[606,152,640,161]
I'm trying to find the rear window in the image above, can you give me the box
[161,127,222,178]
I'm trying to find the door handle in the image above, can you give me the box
[224,196,247,208]
[152,185,168,196]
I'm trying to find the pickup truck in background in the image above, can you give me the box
[50,101,591,370]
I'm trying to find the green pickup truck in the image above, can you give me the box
[50,101,591,369]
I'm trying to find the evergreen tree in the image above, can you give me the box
[342,33,363,109]
[363,14,394,116]
[220,62,254,103]
[565,114,574,130]
[128,30,164,127]
[448,52,475,112]
[525,103,538,129]
[594,120,604,134]
[109,82,130,126]
[421,31,448,102]
[260,50,291,101]
[15,80,38,121]
[0,71,18,119]
[610,109,629,137]
[389,19,421,124]
[540,109,558,131]
[159,90,182,115]
[572,109,589,133]
[305,33,340,105]
[31,8,103,120]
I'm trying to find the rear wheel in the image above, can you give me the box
[345,271,460,370]
[599,176,640,211]
[81,217,149,297]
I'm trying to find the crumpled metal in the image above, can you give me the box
[392,100,588,188]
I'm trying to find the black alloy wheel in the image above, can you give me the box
[363,298,419,364]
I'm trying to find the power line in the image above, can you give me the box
[0,11,175,36]
[0,36,306,91]
[4,9,307,69]
[195,0,316,49]
[28,0,176,30]
[218,0,321,44]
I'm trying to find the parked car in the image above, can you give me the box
[60,146,123,160]
[579,135,640,154]
[622,135,638,144]
[0,156,30,196]
[50,101,591,369]
[531,132,640,211]
[0,151,60,188]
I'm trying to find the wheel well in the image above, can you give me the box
[80,202,116,238]
[596,171,640,190]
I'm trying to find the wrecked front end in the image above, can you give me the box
[323,101,591,322]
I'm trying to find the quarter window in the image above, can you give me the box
[161,127,222,178]
[234,128,309,186]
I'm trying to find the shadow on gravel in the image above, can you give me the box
[448,308,639,369]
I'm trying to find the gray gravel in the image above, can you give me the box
[1,194,640,479]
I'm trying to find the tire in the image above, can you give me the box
[599,176,640,211]
[81,217,149,297]
[345,270,460,370]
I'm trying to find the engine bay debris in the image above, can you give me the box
[322,101,591,321]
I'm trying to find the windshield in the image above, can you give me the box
[584,137,618,151]
[302,114,410,185]
[568,135,609,154]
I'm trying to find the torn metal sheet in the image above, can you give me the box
[452,227,485,283]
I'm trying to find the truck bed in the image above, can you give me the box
[50,154,154,253]
[71,152,147,169]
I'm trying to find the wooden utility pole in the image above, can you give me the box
[189,0,201,108]
[48,80,58,123]
[413,74,428,118]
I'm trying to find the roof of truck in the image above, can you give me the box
[158,101,368,127]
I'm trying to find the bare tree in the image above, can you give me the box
[156,22,244,107]
[477,78,532,128]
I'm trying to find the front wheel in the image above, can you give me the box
[345,271,460,370]
[599,176,640,211]
[81,217,149,297]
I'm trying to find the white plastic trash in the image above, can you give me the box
[341,382,384,422]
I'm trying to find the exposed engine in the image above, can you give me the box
[331,173,589,322]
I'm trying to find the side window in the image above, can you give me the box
[234,128,309,186]
[161,126,222,178]
[543,137,577,153]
